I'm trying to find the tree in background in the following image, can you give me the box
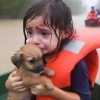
[0,0,37,18]
[0,0,87,18]
[64,0,87,15]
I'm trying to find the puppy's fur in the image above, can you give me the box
[7,43,55,100]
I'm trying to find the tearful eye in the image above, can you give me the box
[28,32,32,35]
[42,32,47,36]
[29,59,35,63]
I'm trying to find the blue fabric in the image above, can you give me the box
[97,9,100,15]
[71,59,91,100]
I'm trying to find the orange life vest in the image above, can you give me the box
[88,11,97,19]
[36,29,100,100]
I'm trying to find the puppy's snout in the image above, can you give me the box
[39,65,44,71]
[37,65,44,72]
[32,65,44,74]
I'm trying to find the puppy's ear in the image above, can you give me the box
[11,51,22,69]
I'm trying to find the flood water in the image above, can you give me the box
[0,15,100,83]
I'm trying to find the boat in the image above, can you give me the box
[0,71,11,100]
[85,18,100,27]
[0,71,100,100]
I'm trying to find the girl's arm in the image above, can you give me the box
[5,71,28,92]
[48,86,80,100]
[30,59,91,100]
[30,85,80,100]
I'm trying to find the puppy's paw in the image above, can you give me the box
[48,86,54,91]
[46,84,54,91]
[47,70,55,76]
[45,79,54,91]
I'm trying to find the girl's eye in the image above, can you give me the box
[27,32,32,35]
[27,32,33,37]
[41,32,51,38]
[41,32,48,36]
[41,32,51,37]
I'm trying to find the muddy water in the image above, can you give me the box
[0,15,100,82]
[0,19,24,74]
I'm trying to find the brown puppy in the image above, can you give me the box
[7,43,55,100]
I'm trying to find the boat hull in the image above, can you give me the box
[85,18,100,27]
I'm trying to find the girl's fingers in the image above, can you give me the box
[10,71,18,77]
[11,76,22,82]
[29,86,38,94]
[12,81,24,87]
[31,90,37,95]
[30,87,37,91]
[14,85,28,90]
[17,87,28,92]
[12,71,17,76]
[30,85,44,94]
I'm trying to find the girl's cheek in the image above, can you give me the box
[26,34,34,43]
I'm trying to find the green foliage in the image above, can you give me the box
[0,0,37,18]
[64,0,86,15]
[0,0,86,18]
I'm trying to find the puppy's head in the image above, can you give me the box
[11,43,44,74]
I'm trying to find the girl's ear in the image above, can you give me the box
[62,27,72,39]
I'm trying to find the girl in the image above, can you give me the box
[6,0,94,100]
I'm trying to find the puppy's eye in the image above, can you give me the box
[29,59,35,63]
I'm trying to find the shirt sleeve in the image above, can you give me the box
[71,59,91,100]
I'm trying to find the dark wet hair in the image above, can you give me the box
[91,6,94,9]
[23,0,76,54]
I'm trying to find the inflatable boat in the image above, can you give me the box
[85,18,100,27]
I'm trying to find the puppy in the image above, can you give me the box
[7,43,55,100]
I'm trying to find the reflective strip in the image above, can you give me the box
[63,40,85,54]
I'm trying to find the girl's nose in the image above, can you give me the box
[32,41,40,45]
[31,37,40,45]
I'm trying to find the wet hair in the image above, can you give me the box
[23,0,76,55]
[91,6,94,9]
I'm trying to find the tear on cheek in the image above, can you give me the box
[26,39,29,43]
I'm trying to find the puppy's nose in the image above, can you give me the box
[39,66,44,71]
[32,65,44,73]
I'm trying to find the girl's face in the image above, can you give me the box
[26,16,60,55]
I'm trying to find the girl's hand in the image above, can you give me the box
[5,71,28,92]
[29,84,53,96]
